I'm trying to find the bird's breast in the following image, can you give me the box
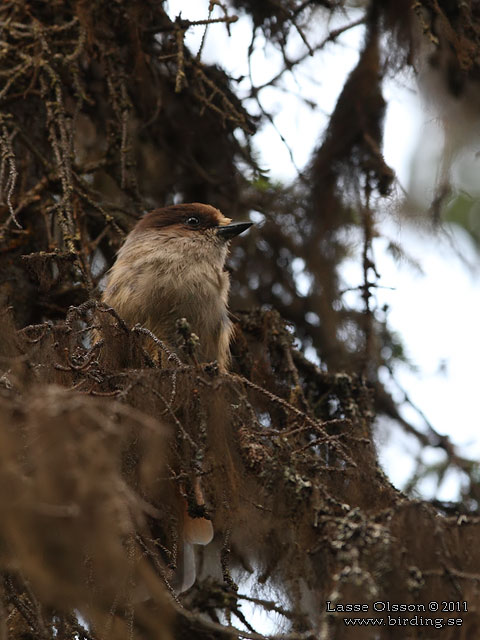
[104,233,233,365]
[145,257,231,364]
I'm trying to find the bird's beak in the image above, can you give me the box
[216,221,253,240]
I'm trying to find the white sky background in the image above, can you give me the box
[166,2,480,501]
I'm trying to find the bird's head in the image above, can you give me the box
[131,203,252,266]
[135,203,252,242]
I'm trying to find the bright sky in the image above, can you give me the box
[166,1,480,502]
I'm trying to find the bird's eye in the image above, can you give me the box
[186,216,200,227]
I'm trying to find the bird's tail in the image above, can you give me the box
[174,478,213,592]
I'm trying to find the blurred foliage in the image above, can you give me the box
[1,0,480,637]
[443,191,480,249]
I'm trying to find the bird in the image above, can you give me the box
[102,203,252,370]
[101,202,252,591]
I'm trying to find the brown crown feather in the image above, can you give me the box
[134,203,231,233]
